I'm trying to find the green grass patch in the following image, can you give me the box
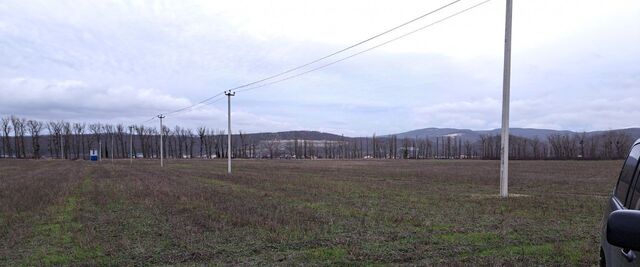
[0,159,619,265]
[424,223,452,232]
[0,214,5,235]
[23,175,107,266]
[435,232,499,245]
[479,242,553,257]
[304,247,348,263]
[25,194,106,265]
[477,240,587,265]
[196,176,268,196]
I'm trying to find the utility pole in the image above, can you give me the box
[158,114,165,167]
[500,0,513,198]
[129,126,133,165]
[225,90,235,174]
[99,140,102,161]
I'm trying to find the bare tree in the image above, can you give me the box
[72,123,85,159]
[530,137,541,160]
[173,126,182,158]
[104,124,114,159]
[263,137,279,159]
[547,134,563,159]
[206,129,217,158]
[63,122,73,159]
[198,127,206,158]
[116,124,126,158]
[47,121,63,158]
[135,125,146,158]
[89,123,103,158]
[27,120,43,159]
[11,116,26,158]
[186,128,195,158]
[0,117,7,157]
[614,131,632,159]
[586,135,600,160]
[148,127,157,158]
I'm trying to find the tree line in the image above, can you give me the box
[0,115,635,160]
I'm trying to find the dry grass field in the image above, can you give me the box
[0,159,622,266]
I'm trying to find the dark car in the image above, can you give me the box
[601,138,640,266]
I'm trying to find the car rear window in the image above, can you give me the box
[615,145,640,205]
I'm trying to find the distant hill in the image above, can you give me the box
[240,131,346,141]
[587,128,640,140]
[391,127,640,141]
[239,127,640,142]
[5,127,640,160]
[387,128,477,139]
[475,128,576,140]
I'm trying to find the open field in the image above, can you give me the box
[0,159,622,266]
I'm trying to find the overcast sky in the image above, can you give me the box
[0,0,638,136]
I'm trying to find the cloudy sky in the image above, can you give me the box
[0,0,638,136]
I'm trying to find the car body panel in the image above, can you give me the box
[601,139,640,266]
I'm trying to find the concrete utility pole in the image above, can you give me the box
[225,90,235,174]
[158,114,165,167]
[500,0,513,198]
[129,126,133,165]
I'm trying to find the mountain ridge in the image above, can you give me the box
[233,127,640,141]
[389,127,640,141]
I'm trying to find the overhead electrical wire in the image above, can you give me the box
[142,0,466,121]
[221,0,463,92]
[163,91,226,116]
[236,0,492,94]
[140,116,158,124]
[137,93,226,124]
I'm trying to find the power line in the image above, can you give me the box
[164,91,226,116]
[165,93,227,118]
[236,0,492,94]
[136,92,225,124]
[140,116,157,124]
[163,0,490,121]
[207,96,225,105]
[148,0,463,119]
[223,0,463,92]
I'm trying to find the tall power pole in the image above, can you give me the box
[158,114,165,167]
[129,126,133,165]
[500,0,513,198]
[225,90,235,174]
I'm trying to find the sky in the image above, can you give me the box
[0,0,638,136]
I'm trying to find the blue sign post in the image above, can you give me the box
[90,150,98,161]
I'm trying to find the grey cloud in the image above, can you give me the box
[0,0,639,136]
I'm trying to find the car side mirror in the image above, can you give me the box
[607,210,640,251]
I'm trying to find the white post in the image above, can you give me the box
[225,91,235,174]
[158,114,165,167]
[500,0,513,198]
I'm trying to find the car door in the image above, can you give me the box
[605,144,640,266]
